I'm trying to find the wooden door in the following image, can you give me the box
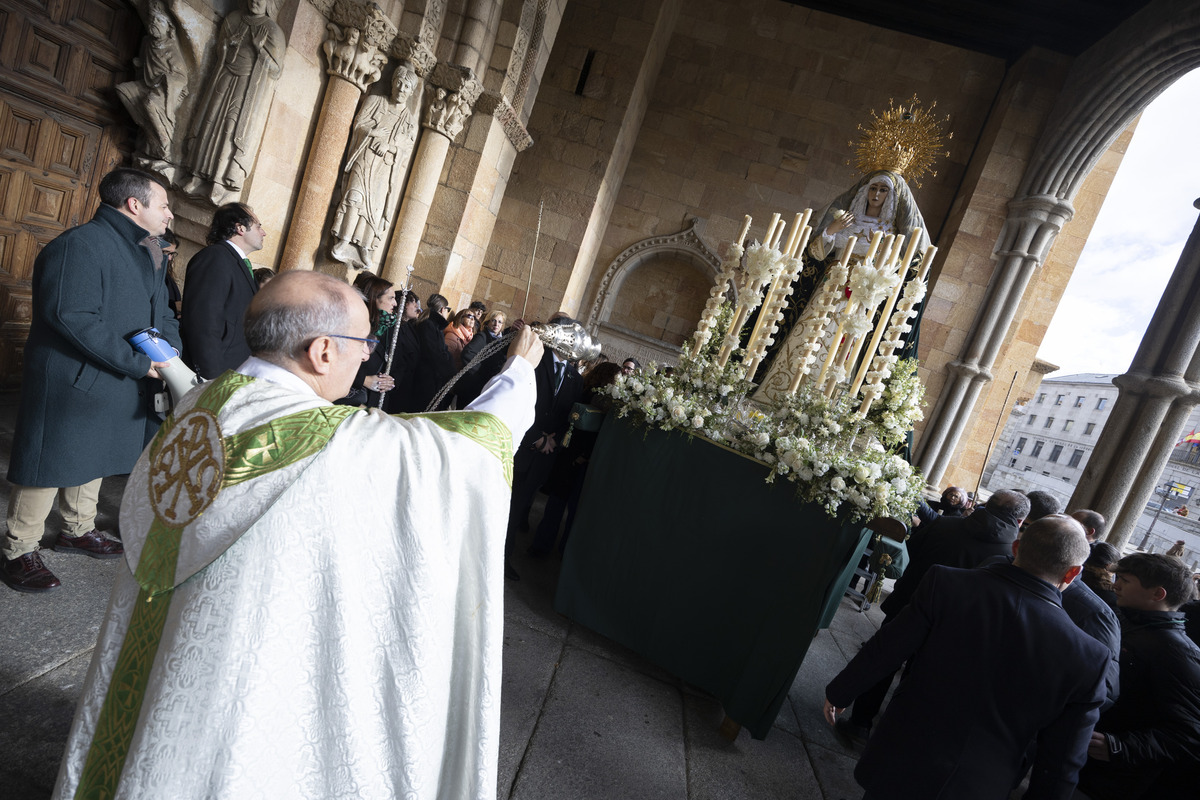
[0,0,138,387]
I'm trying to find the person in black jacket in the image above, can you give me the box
[835,488,1031,745]
[334,276,396,407]
[394,293,454,412]
[180,202,263,378]
[505,314,583,580]
[825,516,1107,800]
[1077,553,1200,799]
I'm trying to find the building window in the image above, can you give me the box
[1063,420,1074,432]
[1024,466,1032,472]
[1031,441,1044,458]
[1074,396,1085,407]
[1068,449,1084,468]
[1010,458,1017,467]
[1028,415,1037,426]
[1044,417,1055,428]
[1084,422,1096,435]
[1049,444,1063,463]
[1055,395,1065,406]
[1037,393,1046,404]
[1096,397,1108,410]
[1016,437,1027,453]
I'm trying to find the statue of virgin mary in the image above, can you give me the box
[753,98,948,405]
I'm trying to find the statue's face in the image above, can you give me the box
[148,7,171,38]
[393,69,417,99]
[247,0,273,16]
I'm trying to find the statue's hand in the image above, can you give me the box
[826,212,854,236]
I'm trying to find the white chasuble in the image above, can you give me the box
[54,368,521,800]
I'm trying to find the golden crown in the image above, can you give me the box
[849,96,951,187]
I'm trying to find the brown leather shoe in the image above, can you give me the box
[1,552,62,593]
[54,529,124,559]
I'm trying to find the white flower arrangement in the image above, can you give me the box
[606,301,928,525]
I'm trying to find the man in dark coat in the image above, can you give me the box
[825,515,1108,800]
[1077,553,1200,799]
[3,168,180,593]
[835,488,1031,742]
[506,315,582,579]
[180,202,263,379]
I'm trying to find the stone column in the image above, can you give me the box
[381,65,481,283]
[1070,199,1200,549]
[914,194,1074,486]
[278,3,395,272]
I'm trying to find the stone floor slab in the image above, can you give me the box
[682,692,823,800]
[508,644,687,800]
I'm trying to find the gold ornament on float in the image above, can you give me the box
[849,95,952,186]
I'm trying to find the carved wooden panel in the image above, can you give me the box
[0,99,40,163]
[0,0,136,387]
[81,52,123,107]
[15,20,72,91]
[66,0,134,55]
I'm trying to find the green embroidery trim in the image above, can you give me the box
[394,411,514,487]
[74,581,171,800]
[222,405,357,488]
[75,375,357,798]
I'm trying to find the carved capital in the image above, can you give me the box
[430,63,483,106]
[422,83,474,141]
[477,91,533,152]
[323,23,387,90]
[390,35,437,79]
[330,0,396,50]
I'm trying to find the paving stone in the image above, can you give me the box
[682,692,822,800]
[508,645,687,800]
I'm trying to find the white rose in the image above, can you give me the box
[632,380,644,394]
[671,404,687,420]
[853,464,871,483]
[663,387,674,400]
[830,476,846,492]
[692,414,704,428]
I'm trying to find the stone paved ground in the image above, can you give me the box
[0,390,883,799]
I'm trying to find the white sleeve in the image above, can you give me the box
[466,355,537,453]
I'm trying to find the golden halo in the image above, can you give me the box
[849,95,952,188]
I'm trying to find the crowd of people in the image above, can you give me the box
[4,166,1197,799]
[827,486,1200,799]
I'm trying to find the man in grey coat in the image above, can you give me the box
[2,167,180,593]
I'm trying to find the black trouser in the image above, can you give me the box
[849,613,898,728]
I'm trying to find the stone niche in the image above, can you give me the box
[585,221,728,366]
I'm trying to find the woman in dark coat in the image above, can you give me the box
[395,293,455,412]
[336,276,397,407]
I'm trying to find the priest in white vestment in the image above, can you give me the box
[52,271,542,800]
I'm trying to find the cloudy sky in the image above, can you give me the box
[1037,69,1200,378]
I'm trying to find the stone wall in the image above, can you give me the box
[606,253,710,347]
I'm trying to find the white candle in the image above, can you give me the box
[736,215,752,247]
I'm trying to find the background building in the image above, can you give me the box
[984,372,1200,566]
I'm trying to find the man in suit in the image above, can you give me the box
[835,488,1031,744]
[181,202,264,378]
[506,314,582,579]
[825,515,1108,800]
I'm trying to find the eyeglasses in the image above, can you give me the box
[326,334,379,354]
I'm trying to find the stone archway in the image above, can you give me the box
[916,1,1200,501]
[584,219,732,365]
[914,1,1200,546]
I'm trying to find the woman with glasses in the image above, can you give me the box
[455,309,508,406]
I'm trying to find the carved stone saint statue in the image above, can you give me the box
[116,1,188,170]
[330,64,421,270]
[182,0,286,205]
